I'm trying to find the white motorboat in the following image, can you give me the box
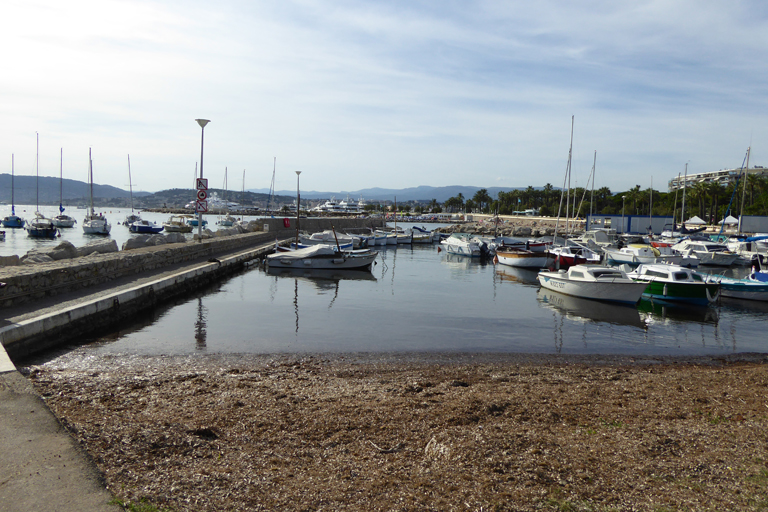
[546,243,602,268]
[301,230,361,248]
[671,239,738,266]
[603,245,682,266]
[537,264,648,305]
[266,245,378,270]
[495,247,549,268]
[440,234,484,257]
[163,215,194,233]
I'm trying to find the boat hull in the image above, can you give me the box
[496,250,549,268]
[267,250,378,270]
[1,216,24,228]
[639,281,720,306]
[51,216,76,228]
[537,272,647,305]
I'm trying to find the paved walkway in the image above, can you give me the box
[0,238,283,511]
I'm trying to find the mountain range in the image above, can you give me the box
[247,185,531,203]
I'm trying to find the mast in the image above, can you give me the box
[553,116,574,240]
[268,157,276,213]
[242,169,246,221]
[128,154,134,214]
[89,148,94,216]
[59,148,64,214]
[566,116,573,234]
[589,150,596,228]
[672,173,680,228]
[648,176,653,234]
[11,154,15,217]
[738,147,750,235]
[681,163,688,225]
[35,132,40,214]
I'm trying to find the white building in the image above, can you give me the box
[668,166,768,191]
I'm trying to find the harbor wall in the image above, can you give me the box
[0,232,276,309]
[0,239,278,361]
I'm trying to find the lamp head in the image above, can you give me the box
[295,171,302,176]
[195,119,210,129]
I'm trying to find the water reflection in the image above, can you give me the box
[265,267,378,333]
[537,288,648,329]
[495,265,540,286]
[637,300,719,326]
[194,297,207,350]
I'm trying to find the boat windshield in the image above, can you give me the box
[591,270,624,279]
[673,272,689,281]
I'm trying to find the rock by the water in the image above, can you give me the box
[76,239,118,257]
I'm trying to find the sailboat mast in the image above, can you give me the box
[89,148,94,216]
[36,132,39,213]
[59,148,64,214]
[738,147,750,235]
[672,173,680,227]
[565,117,573,234]
[648,176,653,234]
[128,154,134,213]
[242,169,246,221]
[269,157,276,212]
[11,154,15,216]
[589,150,596,227]
[681,163,688,225]
[553,117,574,240]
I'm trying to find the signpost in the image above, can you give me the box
[195,176,208,236]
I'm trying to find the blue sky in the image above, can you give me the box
[2,0,766,195]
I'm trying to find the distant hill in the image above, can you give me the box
[247,185,535,202]
[0,173,148,206]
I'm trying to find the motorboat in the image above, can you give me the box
[712,269,768,301]
[650,241,699,268]
[187,217,208,227]
[301,230,361,248]
[129,219,164,234]
[546,243,602,269]
[495,246,549,268]
[124,213,142,226]
[671,239,738,266]
[266,245,378,270]
[537,264,648,305]
[440,233,486,257]
[163,215,194,233]
[625,263,720,306]
[218,214,237,227]
[492,236,549,253]
[603,245,682,266]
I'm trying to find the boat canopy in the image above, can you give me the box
[267,245,336,261]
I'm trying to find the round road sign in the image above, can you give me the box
[197,189,208,201]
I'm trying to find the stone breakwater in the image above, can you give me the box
[0,230,276,309]
[436,215,586,237]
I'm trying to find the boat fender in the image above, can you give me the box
[663,284,668,297]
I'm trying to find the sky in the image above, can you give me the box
[2,0,767,196]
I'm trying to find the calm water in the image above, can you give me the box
[1,204,265,257]
[52,232,767,358]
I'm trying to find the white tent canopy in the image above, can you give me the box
[684,216,706,225]
[719,215,739,225]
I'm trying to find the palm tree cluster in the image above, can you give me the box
[438,175,768,221]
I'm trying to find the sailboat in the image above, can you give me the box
[51,148,77,228]
[2,154,25,228]
[26,133,59,239]
[82,149,111,235]
[124,154,141,226]
[218,167,236,226]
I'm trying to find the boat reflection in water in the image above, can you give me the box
[537,288,648,329]
[637,299,719,326]
[265,267,377,333]
[495,265,540,287]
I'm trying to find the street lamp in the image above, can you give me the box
[295,171,302,248]
[621,195,627,234]
[195,119,210,242]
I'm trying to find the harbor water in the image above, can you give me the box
[10,218,764,359]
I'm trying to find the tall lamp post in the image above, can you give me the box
[195,119,210,242]
[294,171,302,248]
[621,195,627,234]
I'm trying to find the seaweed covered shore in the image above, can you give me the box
[26,353,768,511]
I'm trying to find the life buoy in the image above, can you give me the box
[283,218,291,228]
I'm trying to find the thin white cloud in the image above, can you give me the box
[1,0,766,194]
